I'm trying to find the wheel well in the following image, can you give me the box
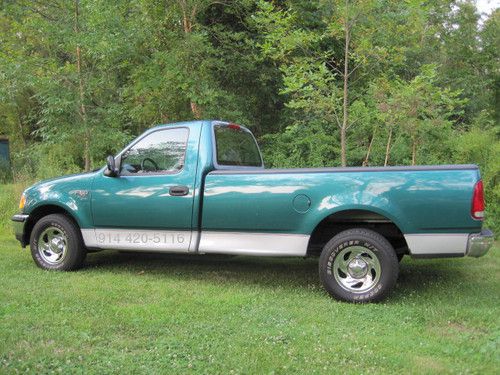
[24,205,79,245]
[307,209,408,256]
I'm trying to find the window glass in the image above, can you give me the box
[120,128,188,175]
[214,125,262,167]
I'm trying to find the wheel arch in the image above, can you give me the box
[24,204,82,245]
[307,208,409,256]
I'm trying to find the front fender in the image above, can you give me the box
[23,172,96,229]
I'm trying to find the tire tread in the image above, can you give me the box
[319,228,399,303]
[30,214,86,271]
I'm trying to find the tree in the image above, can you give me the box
[0,0,498,231]
[74,0,91,171]
[372,66,464,166]
[479,8,500,124]
[253,0,437,167]
[437,1,493,124]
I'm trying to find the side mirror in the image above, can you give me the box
[104,155,118,177]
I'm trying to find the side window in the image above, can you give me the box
[120,128,189,175]
[214,125,263,167]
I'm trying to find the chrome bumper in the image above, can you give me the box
[11,214,29,247]
[467,229,494,258]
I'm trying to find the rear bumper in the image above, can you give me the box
[467,229,494,257]
[11,214,29,247]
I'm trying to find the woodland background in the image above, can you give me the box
[0,0,498,231]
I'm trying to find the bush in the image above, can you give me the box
[0,158,12,183]
[451,120,500,234]
[13,143,81,182]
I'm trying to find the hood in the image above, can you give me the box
[25,171,97,193]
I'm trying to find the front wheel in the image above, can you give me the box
[319,228,399,303]
[30,214,87,271]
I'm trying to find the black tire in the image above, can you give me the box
[30,214,87,271]
[397,253,404,262]
[319,228,399,303]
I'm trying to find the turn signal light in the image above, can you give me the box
[471,180,485,220]
[19,194,26,210]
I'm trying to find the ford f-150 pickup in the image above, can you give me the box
[12,120,494,302]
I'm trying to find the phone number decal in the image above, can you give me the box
[96,231,186,245]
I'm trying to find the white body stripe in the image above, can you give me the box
[198,231,310,256]
[82,229,469,257]
[81,229,309,256]
[404,233,469,255]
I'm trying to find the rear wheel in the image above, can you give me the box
[30,214,87,271]
[319,228,399,303]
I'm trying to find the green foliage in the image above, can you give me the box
[262,120,340,168]
[0,158,11,183]
[451,115,500,233]
[0,0,498,226]
[28,144,82,180]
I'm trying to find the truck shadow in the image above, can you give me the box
[86,250,320,288]
[84,251,470,301]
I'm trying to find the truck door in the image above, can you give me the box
[89,125,199,252]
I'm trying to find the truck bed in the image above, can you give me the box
[199,165,482,257]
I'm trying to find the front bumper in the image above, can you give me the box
[467,229,494,257]
[11,214,29,247]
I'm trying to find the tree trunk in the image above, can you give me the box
[74,0,90,171]
[411,134,417,165]
[384,127,393,166]
[17,114,26,147]
[340,0,350,167]
[190,102,202,119]
[363,129,375,166]
[179,0,201,119]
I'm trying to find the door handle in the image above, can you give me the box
[169,185,189,196]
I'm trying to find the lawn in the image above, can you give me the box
[0,227,498,374]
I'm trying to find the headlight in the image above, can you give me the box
[19,193,26,210]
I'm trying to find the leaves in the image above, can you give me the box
[0,0,498,230]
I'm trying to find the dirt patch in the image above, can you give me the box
[412,355,448,373]
[428,320,487,338]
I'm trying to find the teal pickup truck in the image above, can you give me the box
[12,120,494,302]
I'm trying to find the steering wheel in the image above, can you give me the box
[141,157,159,172]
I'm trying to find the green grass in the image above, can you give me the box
[0,184,25,230]
[0,226,499,374]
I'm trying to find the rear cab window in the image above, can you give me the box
[213,124,263,168]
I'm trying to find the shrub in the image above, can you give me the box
[0,158,12,183]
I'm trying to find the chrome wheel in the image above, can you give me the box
[37,226,68,265]
[332,246,381,293]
